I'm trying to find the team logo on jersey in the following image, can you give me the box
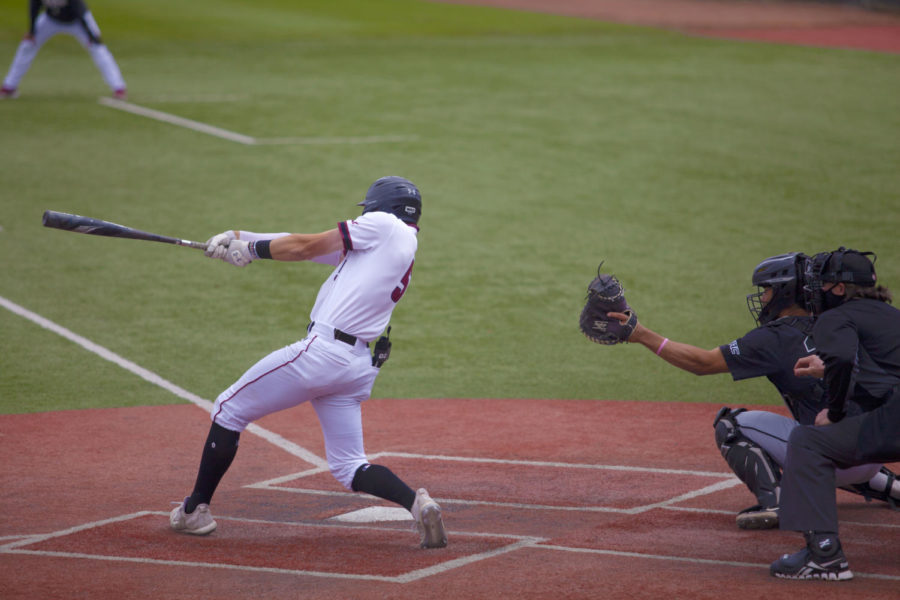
[728,340,740,355]
[803,336,816,353]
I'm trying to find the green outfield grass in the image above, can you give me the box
[1,0,898,414]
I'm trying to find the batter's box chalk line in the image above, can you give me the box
[0,511,543,584]
[245,450,743,515]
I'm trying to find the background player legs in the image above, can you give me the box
[1,13,57,93]
[79,13,125,94]
[2,38,40,92]
[74,13,125,94]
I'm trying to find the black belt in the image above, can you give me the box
[309,322,364,347]
[333,328,359,346]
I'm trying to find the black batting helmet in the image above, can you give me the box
[357,176,422,225]
[746,252,808,325]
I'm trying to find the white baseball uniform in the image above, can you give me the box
[212,211,417,489]
[2,1,126,95]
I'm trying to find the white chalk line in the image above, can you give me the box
[248,478,743,516]
[5,511,898,583]
[98,97,418,146]
[0,511,544,584]
[0,295,327,469]
[534,545,900,582]
[374,451,736,478]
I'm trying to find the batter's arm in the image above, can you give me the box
[268,229,343,262]
[614,316,728,375]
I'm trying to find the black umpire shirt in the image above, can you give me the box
[720,316,829,426]
[814,298,900,421]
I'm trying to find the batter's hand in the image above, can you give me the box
[222,239,253,267]
[794,355,825,378]
[204,230,236,258]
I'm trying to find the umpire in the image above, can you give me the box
[771,248,900,581]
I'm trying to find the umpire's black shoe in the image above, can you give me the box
[770,538,853,581]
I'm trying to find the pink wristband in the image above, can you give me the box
[656,338,669,355]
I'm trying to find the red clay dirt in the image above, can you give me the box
[1,400,898,599]
[434,0,900,52]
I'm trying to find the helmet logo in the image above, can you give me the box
[405,206,416,215]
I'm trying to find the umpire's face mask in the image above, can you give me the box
[822,284,845,311]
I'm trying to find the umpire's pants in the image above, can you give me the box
[779,391,900,533]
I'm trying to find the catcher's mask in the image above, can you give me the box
[358,176,422,226]
[746,252,808,326]
[803,247,877,315]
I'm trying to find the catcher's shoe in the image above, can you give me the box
[0,87,18,99]
[170,498,217,535]
[736,504,779,530]
[411,488,447,549]
[770,543,852,581]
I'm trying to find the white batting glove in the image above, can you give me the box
[222,239,253,267]
[204,230,236,257]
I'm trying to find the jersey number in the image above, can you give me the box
[391,261,414,303]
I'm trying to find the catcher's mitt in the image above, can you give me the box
[579,262,637,345]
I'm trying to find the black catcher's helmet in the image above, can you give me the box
[357,176,422,225]
[746,252,808,325]
[804,247,877,315]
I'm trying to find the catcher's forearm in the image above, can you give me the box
[632,325,727,375]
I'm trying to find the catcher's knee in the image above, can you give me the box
[714,407,780,505]
[713,406,746,447]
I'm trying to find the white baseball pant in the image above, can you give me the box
[211,322,379,489]
[3,12,125,92]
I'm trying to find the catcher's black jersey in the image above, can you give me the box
[719,316,828,425]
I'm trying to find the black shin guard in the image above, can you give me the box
[714,408,781,509]
[351,464,416,511]
[185,421,240,512]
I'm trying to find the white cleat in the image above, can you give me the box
[169,498,217,535]
[411,488,447,548]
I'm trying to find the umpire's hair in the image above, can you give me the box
[844,283,893,304]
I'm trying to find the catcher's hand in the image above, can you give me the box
[579,262,637,345]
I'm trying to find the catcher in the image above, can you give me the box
[579,258,898,528]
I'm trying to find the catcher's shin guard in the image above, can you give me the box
[840,466,899,510]
[714,407,781,510]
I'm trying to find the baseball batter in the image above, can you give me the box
[1,0,126,99]
[608,253,897,529]
[169,176,447,549]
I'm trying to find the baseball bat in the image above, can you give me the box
[42,210,208,250]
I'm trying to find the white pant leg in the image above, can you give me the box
[2,14,57,90]
[212,339,320,431]
[736,410,882,486]
[211,334,378,491]
[311,395,370,490]
[79,12,125,91]
[2,39,39,89]
[734,411,796,466]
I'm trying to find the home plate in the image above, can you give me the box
[329,506,413,523]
